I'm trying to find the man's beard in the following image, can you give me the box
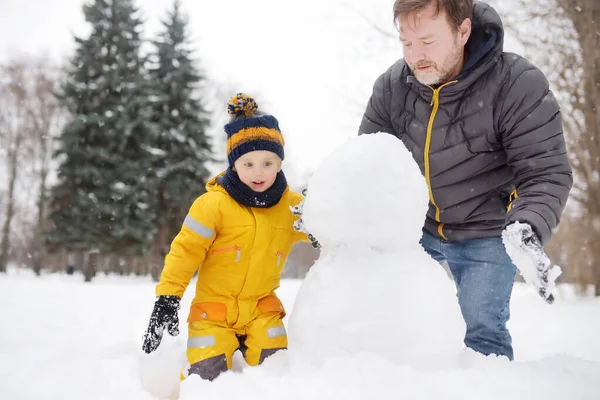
[410,40,463,86]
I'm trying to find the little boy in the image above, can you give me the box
[142,93,309,381]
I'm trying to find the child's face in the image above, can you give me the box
[233,151,282,192]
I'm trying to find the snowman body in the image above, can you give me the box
[288,133,464,369]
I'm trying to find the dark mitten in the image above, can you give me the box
[142,295,181,353]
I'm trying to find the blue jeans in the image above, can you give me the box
[420,230,517,360]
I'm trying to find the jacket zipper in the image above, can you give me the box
[507,189,519,212]
[211,245,241,262]
[276,251,286,267]
[424,80,457,240]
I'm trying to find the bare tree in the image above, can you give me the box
[0,58,64,275]
[0,61,30,272]
[503,0,600,294]
[25,61,64,275]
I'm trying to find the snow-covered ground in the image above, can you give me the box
[2,134,600,400]
[0,140,592,400]
[1,268,599,400]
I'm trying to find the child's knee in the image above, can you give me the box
[183,322,238,381]
[181,354,228,381]
[243,314,288,366]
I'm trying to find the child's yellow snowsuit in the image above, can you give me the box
[156,174,307,379]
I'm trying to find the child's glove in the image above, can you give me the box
[502,222,562,304]
[291,188,321,249]
[142,295,181,353]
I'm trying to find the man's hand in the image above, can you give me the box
[142,295,181,353]
[291,188,321,249]
[502,222,562,304]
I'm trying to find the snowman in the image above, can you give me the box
[288,133,464,370]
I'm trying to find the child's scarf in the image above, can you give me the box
[218,167,287,208]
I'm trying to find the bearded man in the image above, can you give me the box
[359,0,572,361]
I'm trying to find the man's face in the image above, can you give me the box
[233,150,282,192]
[399,4,471,86]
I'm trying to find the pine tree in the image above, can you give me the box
[49,0,157,260]
[146,0,213,275]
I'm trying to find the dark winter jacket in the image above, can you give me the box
[359,1,572,245]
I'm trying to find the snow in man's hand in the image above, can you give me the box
[288,133,464,371]
[502,222,562,303]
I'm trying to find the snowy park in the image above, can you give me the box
[2,134,600,399]
[1,270,600,399]
[1,0,600,399]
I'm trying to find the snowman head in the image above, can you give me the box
[302,133,429,251]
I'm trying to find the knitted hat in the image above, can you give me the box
[224,93,285,166]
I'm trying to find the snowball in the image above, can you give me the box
[302,133,429,251]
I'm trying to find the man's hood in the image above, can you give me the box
[458,1,504,80]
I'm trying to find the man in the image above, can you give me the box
[359,0,572,361]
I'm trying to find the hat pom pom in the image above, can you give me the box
[227,93,258,118]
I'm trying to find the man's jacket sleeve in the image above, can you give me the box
[500,62,573,245]
[156,194,218,297]
[359,72,394,135]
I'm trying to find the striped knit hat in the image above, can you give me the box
[224,93,285,166]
